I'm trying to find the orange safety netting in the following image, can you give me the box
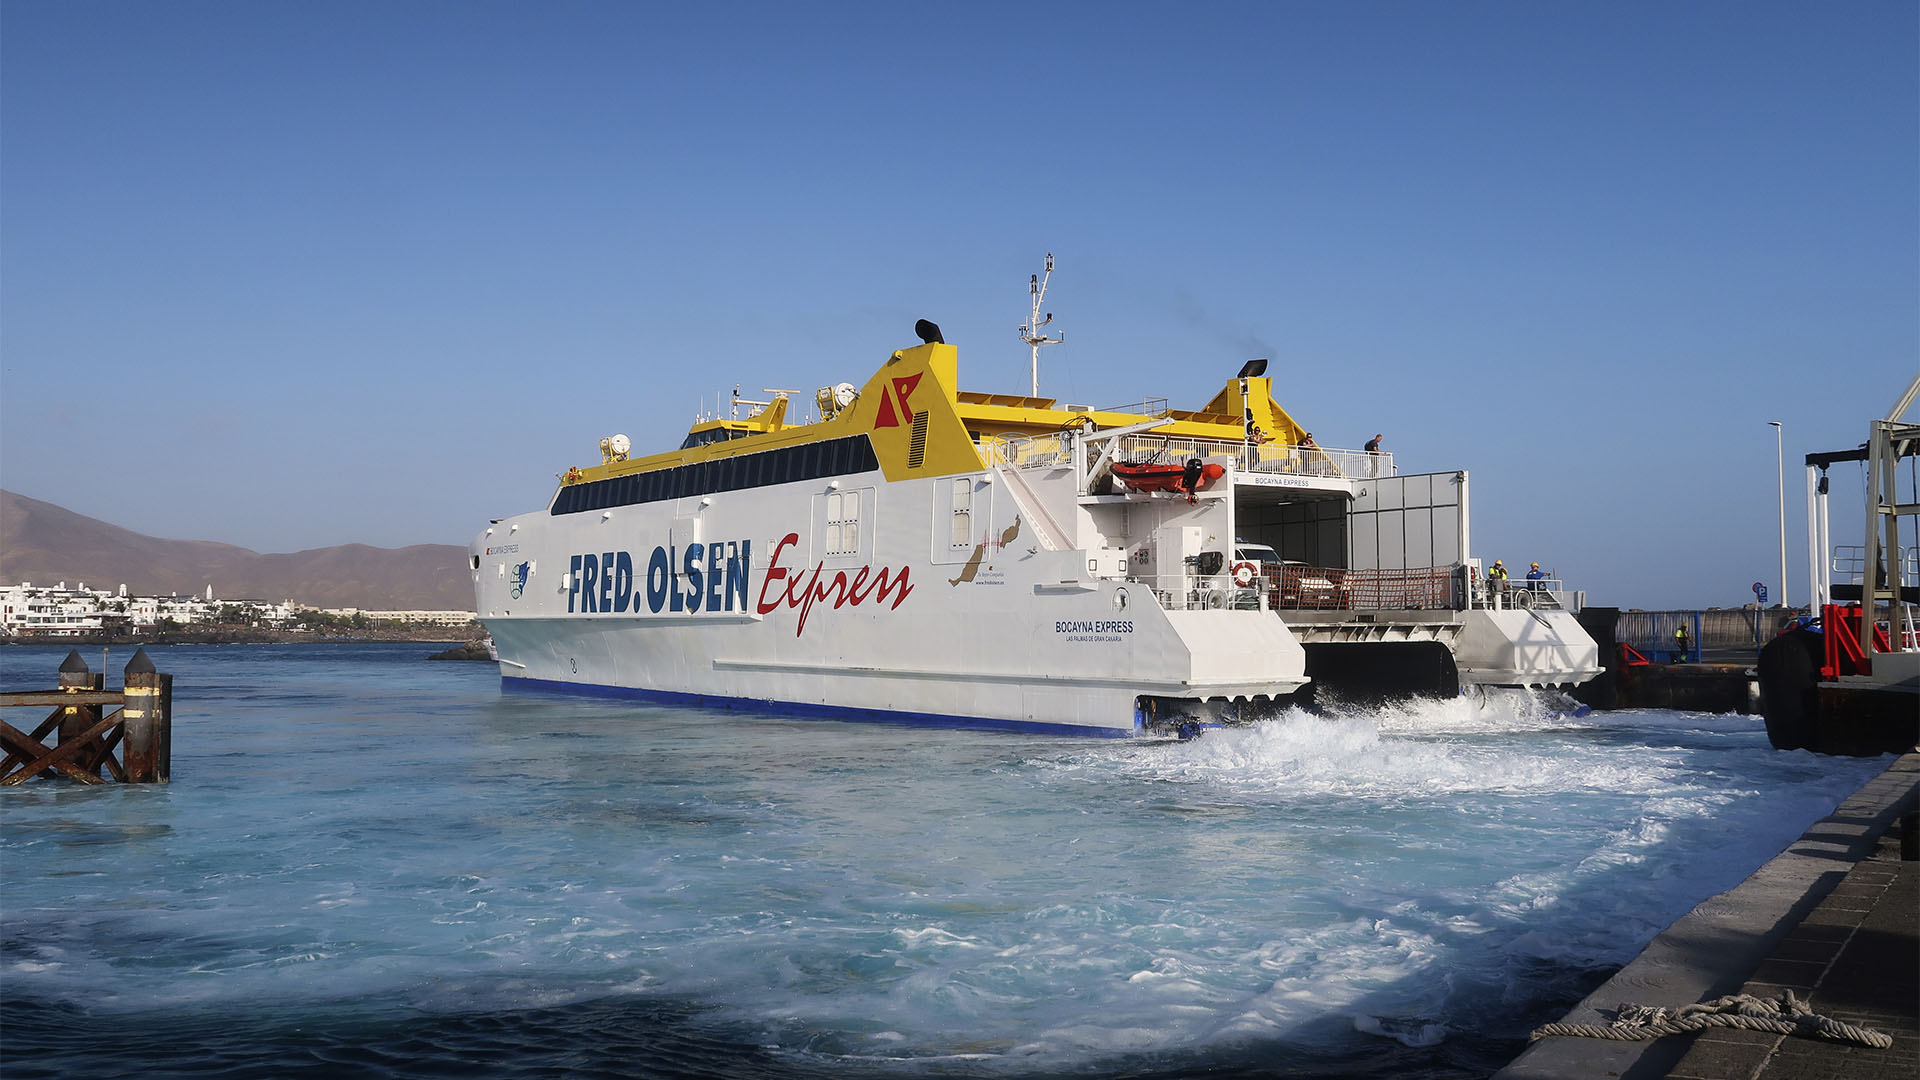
[1263,565,1456,611]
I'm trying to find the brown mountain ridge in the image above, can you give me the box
[0,490,473,611]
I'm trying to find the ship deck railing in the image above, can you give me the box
[1108,433,1392,481]
[977,433,1075,470]
[1105,563,1581,615]
[978,431,1395,481]
[1468,575,1574,612]
[1129,565,1474,613]
[1125,575,1275,613]
[1829,544,1920,591]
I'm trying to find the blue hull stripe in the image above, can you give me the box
[500,675,1140,738]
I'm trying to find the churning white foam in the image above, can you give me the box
[0,645,1892,1074]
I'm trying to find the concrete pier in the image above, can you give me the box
[1573,606,1769,714]
[1496,753,1919,1080]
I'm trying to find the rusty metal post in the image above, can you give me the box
[122,648,170,783]
[56,650,102,779]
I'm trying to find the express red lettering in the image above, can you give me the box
[756,530,914,636]
[844,566,873,606]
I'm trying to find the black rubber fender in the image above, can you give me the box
[1757,628,1822,751]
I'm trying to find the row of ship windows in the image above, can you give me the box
[550,435,881,515]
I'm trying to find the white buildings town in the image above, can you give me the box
[0,582,474,636]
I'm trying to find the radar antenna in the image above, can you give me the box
[1017,252,1064,397]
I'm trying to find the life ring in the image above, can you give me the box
[1230,561,1259,588]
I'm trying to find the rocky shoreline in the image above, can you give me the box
[426,640,495,661]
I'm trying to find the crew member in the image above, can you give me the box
[1247,425,1271,469]
[1487,559,1509,605]
[1674,622,1691,663]
[1526,562,1547,590]
[1364,433,1384,477]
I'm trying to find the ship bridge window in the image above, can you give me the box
[549,434,881,515]
[679,427,743,450]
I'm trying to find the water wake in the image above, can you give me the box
[0,645,1893,1080]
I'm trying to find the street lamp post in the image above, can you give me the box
[1769,421,1787,610]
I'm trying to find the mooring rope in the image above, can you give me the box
[1529,989,1892,1049]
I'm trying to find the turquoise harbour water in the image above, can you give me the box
[0,643,1891,1079]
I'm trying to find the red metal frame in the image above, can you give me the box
[1819,603,1892,679]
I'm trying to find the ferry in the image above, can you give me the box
[470,260,1599,734]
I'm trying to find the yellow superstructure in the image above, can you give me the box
[556,341,1320,487]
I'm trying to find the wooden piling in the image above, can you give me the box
[0,648,172,785]
[56,651,103,780]
[121,649,171,784]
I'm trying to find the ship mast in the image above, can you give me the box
[1017,253,1063,397]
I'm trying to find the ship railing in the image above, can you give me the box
[1468,570,1573,611]
[1126,574,1273,612]
[1126,564,1466,612]
[1829,545,1919,589]
[978,433,1074,470]
[1820,545,1918,652]
[1107,433,1392,480]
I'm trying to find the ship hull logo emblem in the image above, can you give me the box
[873,373,922,429]
[509,561,530,599]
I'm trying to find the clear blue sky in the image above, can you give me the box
[3,2,1915,609]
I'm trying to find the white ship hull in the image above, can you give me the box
[474,460,1308,736]
[1451,609,1604,689]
